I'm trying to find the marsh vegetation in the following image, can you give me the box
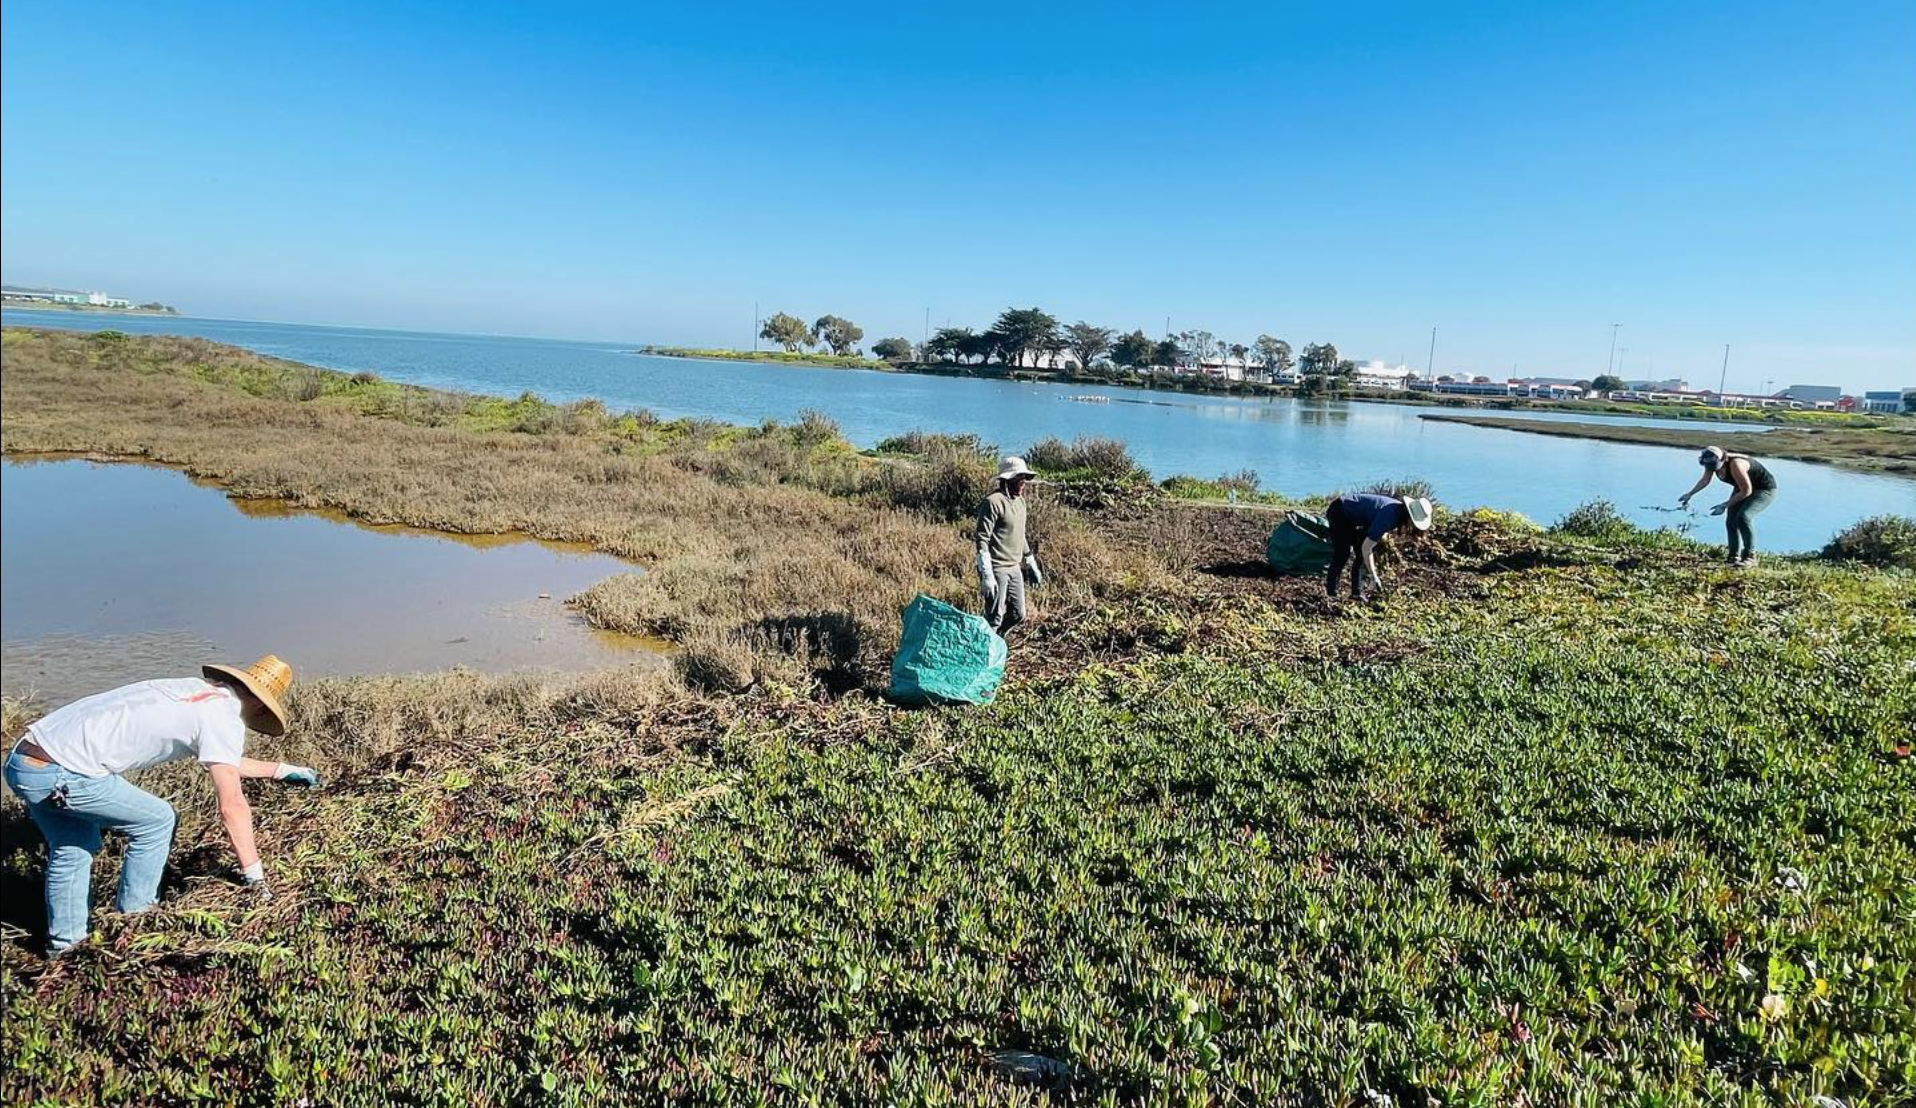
[1,328,1912,1105]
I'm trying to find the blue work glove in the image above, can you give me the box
[274,763,320,788]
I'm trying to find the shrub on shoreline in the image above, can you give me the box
[1360,476,1436,503]
[874,429,993,458]
[1551,498,1700,551]
[1025,435,1146,482]
[1822,514,1916,569]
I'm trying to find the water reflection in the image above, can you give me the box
[1,459,661,709]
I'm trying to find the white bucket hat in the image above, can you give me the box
[997,455,1037,481]
[1402,496,1434,531]
[1698,445,1726,469]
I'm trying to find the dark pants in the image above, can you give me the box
[1726,487,1775,562]
[1324,501,1367,598]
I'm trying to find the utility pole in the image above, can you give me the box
[1719,344,1730,394]
[1606,323,1620,378]
[1426,326,1437,381]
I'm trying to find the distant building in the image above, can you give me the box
[1195,356,1253,382]
[2,284,132,309]
[1623,378,1688,392]
[1777,384,1843,405]
[1349,360,1412,390]
[1012,349,1079,371]
[1435,378,1520,397]
[1609,387,1804,409]
[1861,388,1914,414]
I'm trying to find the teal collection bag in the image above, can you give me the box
[1265,511,1335,575]
[888,594,1008,706]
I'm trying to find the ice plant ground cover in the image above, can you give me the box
[1,327,1912,1105]
[3,544,1910,1106]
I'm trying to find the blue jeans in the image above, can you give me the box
[5,747,177,955]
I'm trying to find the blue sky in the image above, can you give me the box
[3,1,1911,391]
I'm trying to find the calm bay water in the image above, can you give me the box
[1,458,659,707]
[6,308,1909,551]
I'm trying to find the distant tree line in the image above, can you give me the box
[755,304,1370,388]
[919,307,1359,388]
[758,312,869,357]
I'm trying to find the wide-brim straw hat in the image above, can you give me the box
[1403,496,1434,531]
[203,654,294,736]
[998,455,1037,481]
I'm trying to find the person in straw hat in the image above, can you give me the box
[974,455,1044,635]
[3,655,315,956]
[1323,491,1435,601]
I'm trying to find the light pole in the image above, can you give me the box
[1719,344,1730,395]
[1426,326,1437,382]
[1617,347,1628,376]
[1606,323,1620,378]
[752,301,759,353]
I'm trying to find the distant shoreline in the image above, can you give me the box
[0,301,179,317]
[637,345,1888,428]
[1422,413,1915,476]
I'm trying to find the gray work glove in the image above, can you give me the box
[977,551,996,608]
[1709,502,1729,516]
[1023,553,1043,589]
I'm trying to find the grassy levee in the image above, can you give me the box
[2,327,1914,1104]
[1421,413,1916,476]
[640,346,896,371]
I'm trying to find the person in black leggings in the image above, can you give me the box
[1324,493,1434,599]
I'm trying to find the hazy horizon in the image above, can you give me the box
[4,0,1912,392]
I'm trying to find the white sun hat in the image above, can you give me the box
[997,455,1037,480]
[1403,496,1434,531]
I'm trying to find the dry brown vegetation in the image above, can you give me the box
[0,328,1160,693]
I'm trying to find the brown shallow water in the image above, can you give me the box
[1,457,663,709]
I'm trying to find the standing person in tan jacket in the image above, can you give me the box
[974,456,1043,635]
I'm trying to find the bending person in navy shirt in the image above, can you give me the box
[1324,493,1434,600]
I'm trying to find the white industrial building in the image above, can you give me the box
[2,284,132,308]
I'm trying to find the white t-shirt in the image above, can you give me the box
[27,677,249,777]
